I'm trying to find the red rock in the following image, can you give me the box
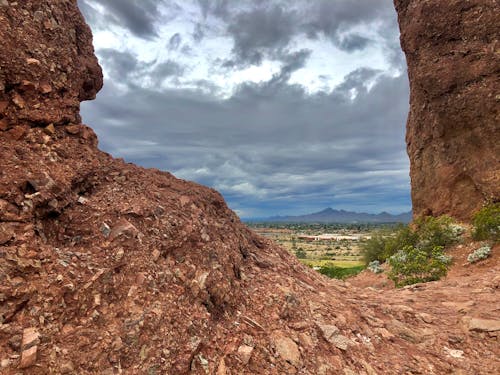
[0,118,8,131]
[22,327,40,348]
[109,219,139,241]
[395,0,500,220]
[65,124,82,135]
[0,100,8,113]
[19,346,37,369]
[237,344,253,365]
[273,334,301,367]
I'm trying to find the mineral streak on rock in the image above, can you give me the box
[0,0,102,127]
[394,0,500,220]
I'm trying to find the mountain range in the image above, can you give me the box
[250,207,412,223]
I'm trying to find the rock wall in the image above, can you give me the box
[0,0,102,127]
[395,0,500,220]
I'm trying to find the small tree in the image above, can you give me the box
[387,245,451,287]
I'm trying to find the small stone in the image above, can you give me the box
[1,359,10,368]
[101,223,111,237]
[328,334,351,351]
[19,345,37,368]
[56,274,63,282]
[60,361,74,374]
[33,10,44,22]
[115,248,124,261]
[216,358,227,375]
[273,335,301,367]
[77,196,88,204]
[65,125,81,135]
[468,318,500,332]
[237,344,253,365]
[109,219,139,241]
[44,123,55,135]
[12,93,25,109]
[0,119,8,131]
[444,347,464,359]
[0,100,8,112]
[317,323,339,342]
[0,224,14,245]
[317,323,352,350]
[26,58,41,65]
[22,327,40,348]
[152,248,161,261]
[40,83,52,94]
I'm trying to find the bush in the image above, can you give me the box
[472,203,500,242]
[318,265,365,280]
[294,247,307,259]
[413,215,461,251]
[367,260,383,274]
[467,246,491,263]
[361,224,419,265]
[387,245,451,287]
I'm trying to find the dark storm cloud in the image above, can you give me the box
[226,5,298,66]
[80,0,411,216]
[197,0,400,67]
[97,49,184,85]
[98,49,139,81]
[151,61,185,80]
[336,34,372,52]
[302,0,393,40]
[81,69,410,216]
[78,0,160,39]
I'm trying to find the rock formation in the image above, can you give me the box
[0,1,499,374]
[395,0,500,220]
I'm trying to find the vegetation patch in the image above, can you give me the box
[361,216,461,287]
[467,245,491,263]
[367,260,383,274]
[388,245,452,287]
[316,265,365,280]
[472,203,500,242]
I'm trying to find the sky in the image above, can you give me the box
[77,0,411,219]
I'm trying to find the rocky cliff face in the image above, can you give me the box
[395,0,500,220]
[1,1,499,374]
[0,0,102,127]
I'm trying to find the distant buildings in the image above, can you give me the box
[297,234,369,242]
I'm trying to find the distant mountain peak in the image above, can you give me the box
[254,208,412,224]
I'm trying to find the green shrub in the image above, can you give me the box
[318,265,364,280]
[472,203,500,242]
[361,224,418,265]
[294,247,307,259]
[413,215,461,251]
[387,245,451,287]
[467,245,491,263]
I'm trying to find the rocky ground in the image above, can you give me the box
[1,0,499,374]
[1,124,499,374]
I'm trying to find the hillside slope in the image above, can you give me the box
[0,1,499,374]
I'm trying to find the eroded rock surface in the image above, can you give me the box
[0,0,102,127]
[395,0,500,220]
[1,1,499,374]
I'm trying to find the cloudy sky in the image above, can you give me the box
[77,0,411,219]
